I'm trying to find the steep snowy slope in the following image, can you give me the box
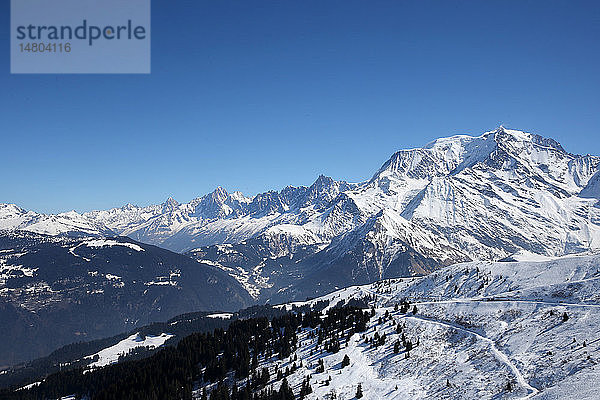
[214,254,600,400]
[580,170,600,199]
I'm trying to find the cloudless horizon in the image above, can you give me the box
[1,1,599,213]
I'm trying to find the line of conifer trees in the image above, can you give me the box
[2,305,370,400]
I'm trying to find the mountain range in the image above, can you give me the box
[2,127,599,302]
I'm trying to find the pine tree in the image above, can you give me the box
[279,378,294,400]
[316,358,325,373]
[341,354,350,368]
[356,383,363,399]
[299,376,313,399]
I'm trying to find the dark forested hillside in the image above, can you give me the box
[0,304,294,391]
[0,231,253,366]
[1,305,369,400]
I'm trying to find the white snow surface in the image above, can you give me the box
[82,239,144,252]
[207,313,233,319]
[195,253,600,399]
[86,332,173,368]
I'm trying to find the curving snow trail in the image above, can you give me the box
[399,314,539,399]
[365,286,541,399]
[68,243,91,262]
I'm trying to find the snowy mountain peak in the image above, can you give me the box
[374,135,478,184]
[373,128,598,195]
[490,127,566,157]
[0,203,27,217]
[190,186,244,219]
[160,197,180,214]
[493,125,529,139]
[209,186,229,200]
[163,196,178,206]
[120,203,138,211]
[313,174,334,186]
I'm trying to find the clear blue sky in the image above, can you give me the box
[1,1,599,213]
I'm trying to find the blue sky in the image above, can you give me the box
[1,1,599,213]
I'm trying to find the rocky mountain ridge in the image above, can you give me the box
[2,127,600,301]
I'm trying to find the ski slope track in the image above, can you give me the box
[364,287,539,398]
[258,253,600,399]
[399,315,539,399]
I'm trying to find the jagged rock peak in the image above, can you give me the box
[312,174,334,186]
[208,186,229,199]
[120,203,138,211]
[161,197,179,212]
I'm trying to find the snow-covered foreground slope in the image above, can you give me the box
[5,254,599,399]
[202,254,600,399]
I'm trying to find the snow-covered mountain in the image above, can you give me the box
[0,204,115,237]
[190,127,600,300]
[2,127,600,301]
